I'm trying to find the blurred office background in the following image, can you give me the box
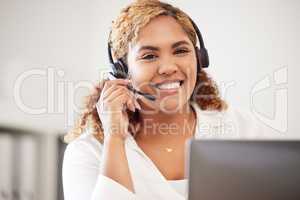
[0,0,299,199]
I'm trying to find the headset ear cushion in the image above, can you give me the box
[111,59,128,79]
[199,47,209,68]
[195,47,202,73]
[118,59,128,74]
[111,63,125,78]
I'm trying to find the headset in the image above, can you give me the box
[107,16,209,79]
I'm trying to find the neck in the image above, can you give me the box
[136,102,196,140]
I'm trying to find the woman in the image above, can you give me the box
[62,1,266,199]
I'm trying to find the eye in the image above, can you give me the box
[174,48,190,54]
[141,54,157,61]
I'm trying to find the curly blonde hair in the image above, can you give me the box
[64,0,227,144]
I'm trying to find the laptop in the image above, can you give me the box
[185,139,300,200]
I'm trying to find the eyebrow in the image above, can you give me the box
[137,40,191,53]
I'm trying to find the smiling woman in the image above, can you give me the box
[62,1,232,200]
[64,0,226,145]
[127,15,198,109]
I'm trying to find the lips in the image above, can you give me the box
[150,80,185,99]
[154,80,184,89]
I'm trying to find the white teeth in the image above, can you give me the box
[157,81,181,89]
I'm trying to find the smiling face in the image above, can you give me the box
[127,15,197,113]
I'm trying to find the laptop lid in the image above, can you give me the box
[186,140,300,200]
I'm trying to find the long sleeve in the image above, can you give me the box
[62,135,138,200]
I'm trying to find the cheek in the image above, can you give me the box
[179,55,197,79]
[129,64,156,90]
[178,55,197,95]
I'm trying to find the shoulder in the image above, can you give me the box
[63,130,103,164]
[191,102,272,139]
[62,131,106,200]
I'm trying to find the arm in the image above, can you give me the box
[62,135,137,200]
[99,135,135,193]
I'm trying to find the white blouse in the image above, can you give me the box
[168,179,188,197]
[63,101,271,200]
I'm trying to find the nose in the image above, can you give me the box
[157,57,179,75]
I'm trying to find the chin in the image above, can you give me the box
[158,96,188,114]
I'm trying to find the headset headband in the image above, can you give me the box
[107,16,209,78]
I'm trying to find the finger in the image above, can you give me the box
[124,91,136,112]
[110,91,135,112]
[106,84,136,102]
[127,99,135,112]
[124,89,137,111]
[105,86,128,102]
[133,99,142,110]
[104,79,131,88]
[102,85,123,100]
[98,85,122,109]
[109,93,131,111]
[102,79,131,99]
[125,89,142,111]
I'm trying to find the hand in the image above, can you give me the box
[96,79,141,141]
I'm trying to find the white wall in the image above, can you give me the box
[0,0,299,138]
